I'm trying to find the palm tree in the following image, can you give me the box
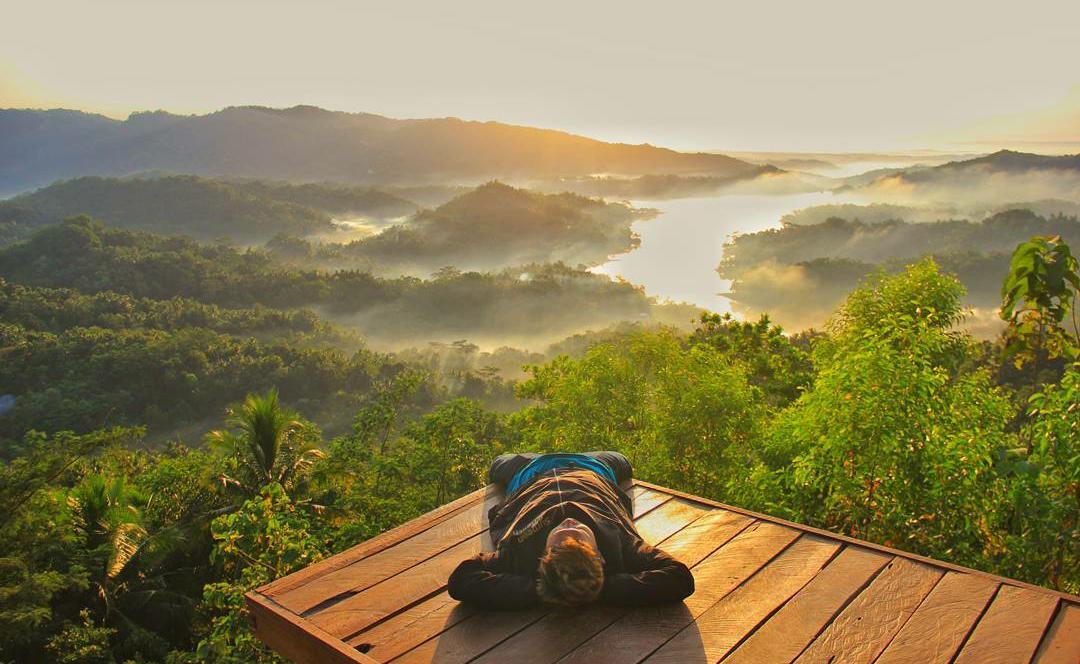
[68,474,194,655]
[208,389,324,498]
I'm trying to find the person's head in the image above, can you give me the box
[537,517,604,605]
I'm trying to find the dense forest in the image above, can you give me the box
[0,176,417,245]
[0,218,696,350]
[1,203,1077,662]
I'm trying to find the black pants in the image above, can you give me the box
[487,451,634,489]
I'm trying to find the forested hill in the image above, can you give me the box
[0,218,696,347]
[0,106,762,192]
[0,175,418,244]
[302,181,653,274]
[846,150,1080,202]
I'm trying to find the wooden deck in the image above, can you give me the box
[247,481,1080,664]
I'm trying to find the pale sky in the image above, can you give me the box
[2,0,1078,153]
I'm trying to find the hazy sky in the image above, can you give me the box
[2,0,1078,152]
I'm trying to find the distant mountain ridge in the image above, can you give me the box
[851,150,1080,187]
[840,150,1080,203]
[0,105,762,193]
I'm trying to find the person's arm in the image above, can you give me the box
[584,451,633,485]
[447,552,539,609]
[487,453,540,488]
[601,542,694,606]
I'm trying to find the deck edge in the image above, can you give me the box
[258,485,495,597]
[246,590,380,664]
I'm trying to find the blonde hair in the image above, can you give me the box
[537,537,604,605]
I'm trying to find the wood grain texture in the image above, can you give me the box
[280,490,503,614]
[629,484,672,518]
[345,591,476,660]
[644,535,840,663]
[389,498,715,664]
[245,592,376,664]
[262,486,493,598]
[873,572,999,664]
[554,520,800,664]
[953,584,1060,664]
[1032,602,1080,664]
[722,545,892,664]
[633,480,1080,604]
[631,499,711,546]
[793,557,943,664]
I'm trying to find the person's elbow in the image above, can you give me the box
[669,560,695,601]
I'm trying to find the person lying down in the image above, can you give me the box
[447,451,695,609]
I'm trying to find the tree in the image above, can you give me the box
[512,329,763,498]
[744,261,1014,569]
[208,389,324,499]
[1000,235,1080,368]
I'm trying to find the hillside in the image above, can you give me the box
[304,181,653,275]
[848,150,1080,202]
[0,175,418,244]
[0,106,763,192]
[0,218,698,348]
[718,207,1080,329]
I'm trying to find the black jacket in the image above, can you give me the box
[447,454,694,609]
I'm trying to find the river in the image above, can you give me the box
[592,191,838,314]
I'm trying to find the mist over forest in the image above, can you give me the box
[1,98,1078,664]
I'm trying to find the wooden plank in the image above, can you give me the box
[874,572,999,664]
[279,489,504,614]
[549,520,801,664]
[630,499,711,549]
[245,591,376,664]
[262,485,494,597]
[953,584,1060,664]
[388,500,723,664]
[629,484,672,517]
[793,557,943,664]
[644,534,840,663]
[347,591,475,660]
[1033,603,1080,664]
[723,545,892,664]
[309,487,670,639]
[634,480,1080,604]
[311,532,488,638]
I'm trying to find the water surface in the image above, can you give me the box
[593,192,837,314]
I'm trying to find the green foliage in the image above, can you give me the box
[197,484,328,664]
[512,329,763,497]
[0,323,382,444]
[46,609,118,664]
[209,389,325,500]
[688,312,814,406]
[1,175,337,242]
[748,263,1013,565]
[1000,235,1080,366]
[0,218,673,346]
[1008,364,1080,591]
